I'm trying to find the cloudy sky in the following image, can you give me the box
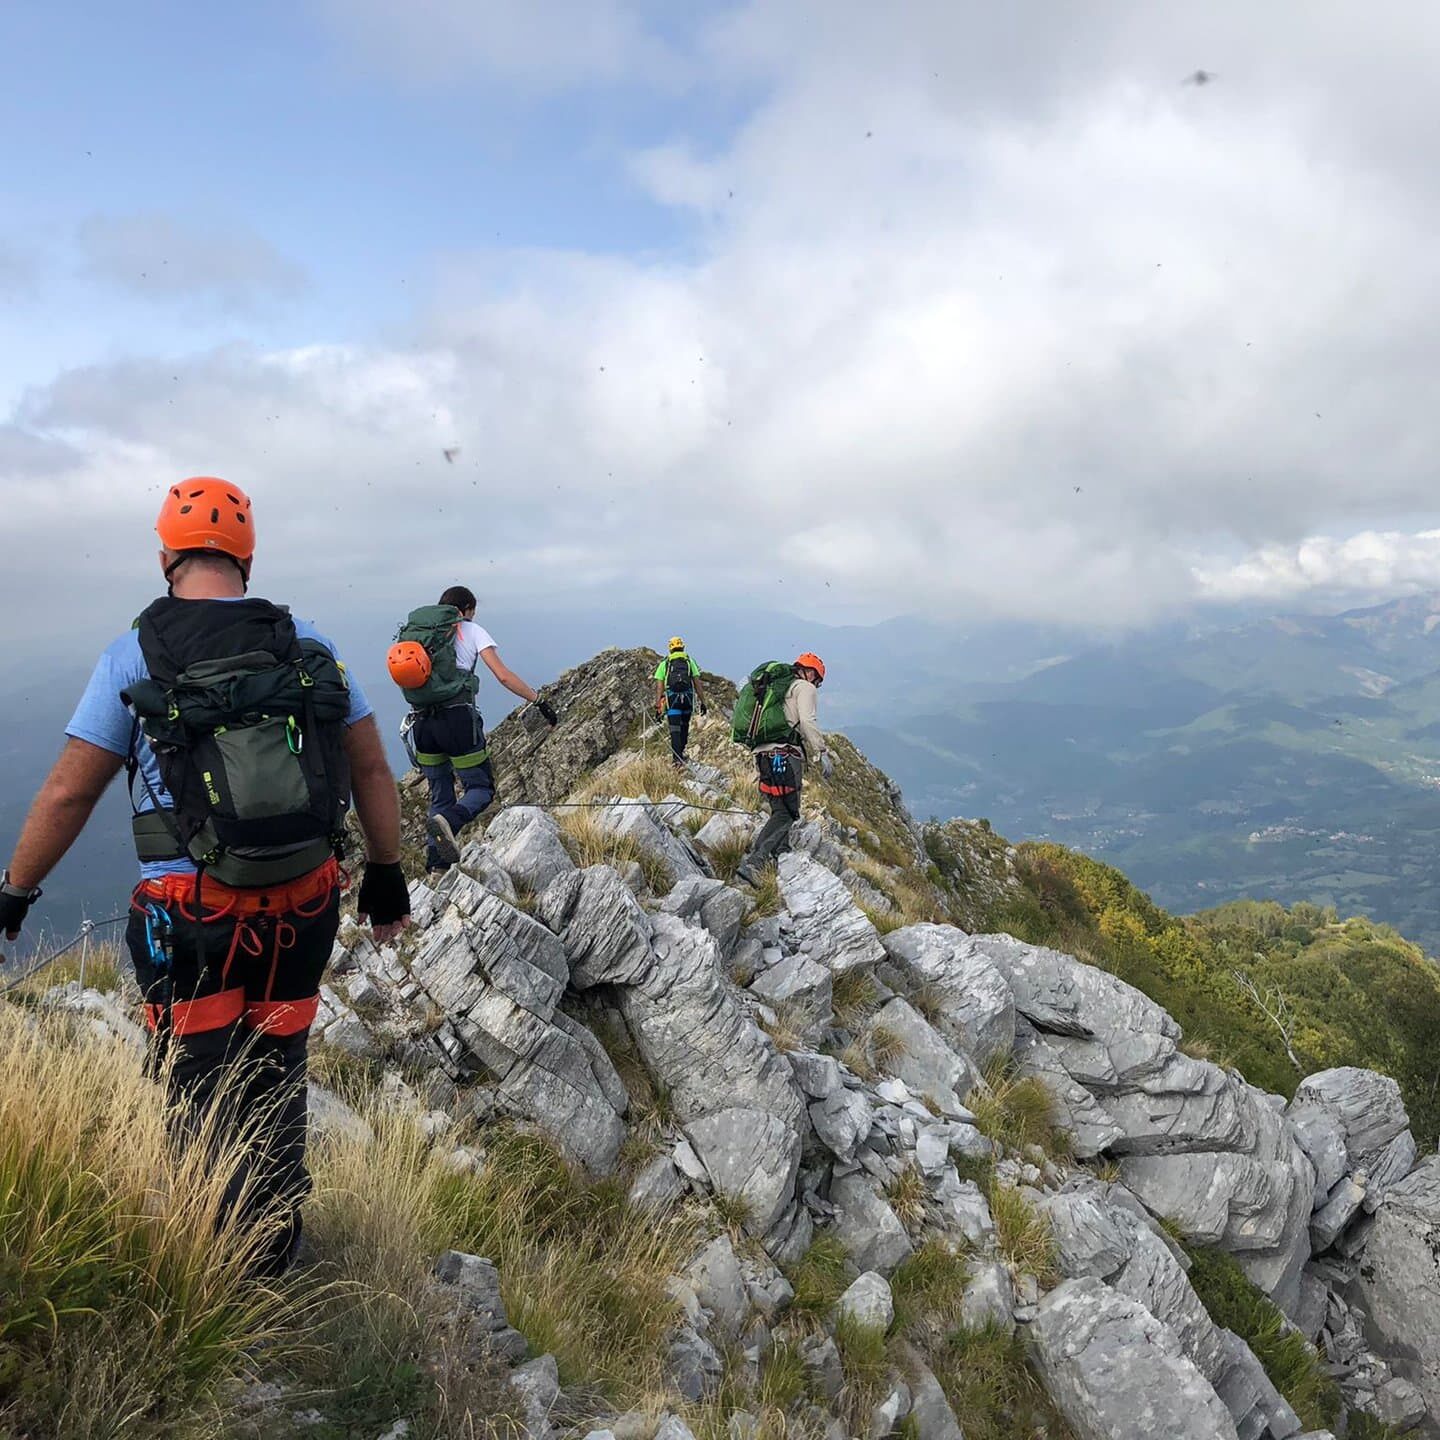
[5,0,1440,653]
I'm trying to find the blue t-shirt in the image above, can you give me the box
[67,604,372,880]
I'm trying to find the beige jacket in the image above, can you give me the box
[756,677,828,762]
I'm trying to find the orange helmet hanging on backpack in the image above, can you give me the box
[387,641,433,690]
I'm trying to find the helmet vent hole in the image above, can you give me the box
[227,493,241,503]
[210,507,220,524]
[179,504,192,514]
[236,512,247,524]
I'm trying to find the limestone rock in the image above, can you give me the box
[485,807,576,893]
[961,1260,1015,1335]
[881,923,1016,1067]
[593,799,708,890]
[1030,1276,1240,1440]
[686,1234,751,1339]
[628,1155,685,1215]
[1351,1155,1440,1425]
[1289,1068,1410,1175]
[868,997,979,1115]
[777,853,886,974]
[684,1108,802,1235]
[835,1271,895,1332]
[831,1171,914,1274]
[810,1087,875,1163]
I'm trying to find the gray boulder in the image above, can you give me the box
[868,997,980,1115]
[1012,1023,1125,1158]
[1030,1276,1240,1440]
[835,1271,895,1332]
[508,1354,560,1440]
[831,1171,914,1274]
[1289,1068,1410,1175]
[410,872,626,1173]
[686,1234,751,1339]
[1351,1155,1440,1425]
[684,1108,802,1235]
[907,1364,964,1440]
[667,1327,724,1401]
[432,1250,529,1364]
[810,1086,875,1163]
[961,1260,1015,1336]
[881,923,1016,1066]
[485,807,576,893]
[628,1155,685,1215]
[777,853,886,973]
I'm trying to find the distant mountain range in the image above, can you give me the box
[11,592,1440,956]
[848,594,1440,953]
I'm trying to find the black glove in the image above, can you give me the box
[536,699,559,726]
[0,872,42,944]
[357,862,410,930]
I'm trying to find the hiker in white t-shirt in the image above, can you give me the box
[415,584,557,870]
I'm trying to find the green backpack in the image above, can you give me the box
[731,661,799,749]
[394,604,480,710]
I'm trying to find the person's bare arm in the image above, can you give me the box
[655,680,667,714]
[481,646,539,703]
[345,717,401,864]
[344,717,410,943]
[7,738,123,892]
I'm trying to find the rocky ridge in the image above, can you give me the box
[46,649,1440,1438]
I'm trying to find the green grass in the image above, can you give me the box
[744,867,783,919]
[833,1315,893,1433]
[970,1060,1072,1163]
[784,1233,851,1324]
[988,1184,1058,1288]
[831,968,881,1031]
[931,1322,1076,1440]
[890,1240,970,1337]
[1182,1245,1341,1430]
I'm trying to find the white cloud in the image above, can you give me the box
[1194,531,1440,605]
[77,213,305,310]
[10,0,1440,635]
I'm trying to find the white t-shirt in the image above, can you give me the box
[455,619,497,676]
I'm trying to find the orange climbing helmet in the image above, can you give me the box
[795,652,826,684]
[156,477,255,567]
[387,641,433,690]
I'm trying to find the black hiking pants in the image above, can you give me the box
[666,709,692,763]
[742,751,803,871]
[126,862,341,1274]
[414,704,495,869]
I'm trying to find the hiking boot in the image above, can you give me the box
[427,813,461,865]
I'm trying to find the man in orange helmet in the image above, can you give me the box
[735,652,833,885]
[0,478,410,1275]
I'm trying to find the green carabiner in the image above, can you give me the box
[286,715,304,754]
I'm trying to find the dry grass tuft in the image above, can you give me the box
[0,1007,287,1439]
[868,1023,908,1072]
[831,968,881,1030]
[885,1163,929,1231]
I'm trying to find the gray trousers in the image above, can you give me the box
[743,751,803,870]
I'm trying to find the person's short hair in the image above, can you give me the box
[440,585,477,612]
